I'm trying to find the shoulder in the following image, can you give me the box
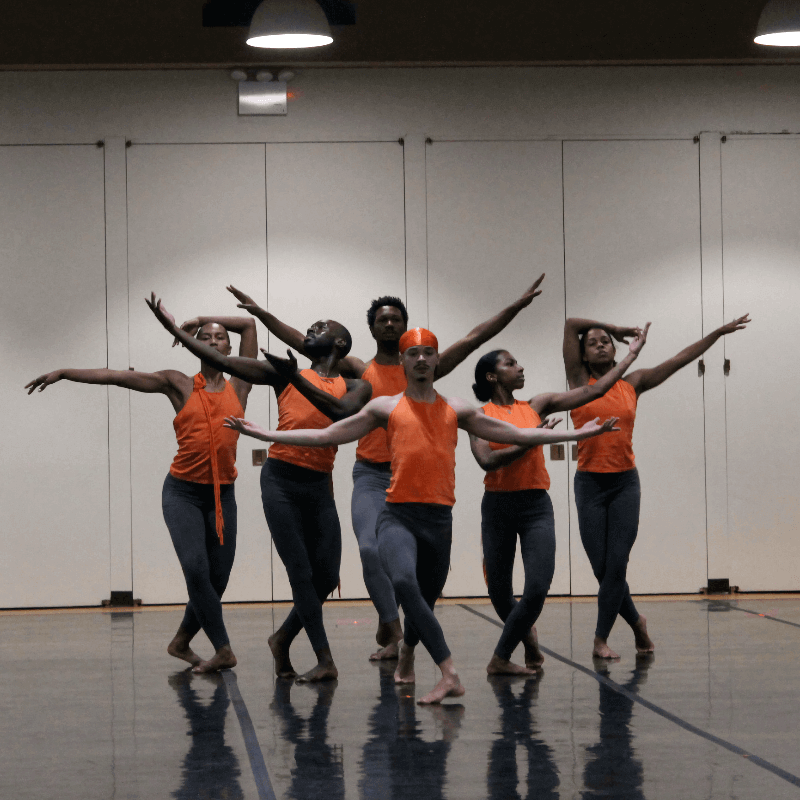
[339,355,368,378]
[155,369,193,392]
[444,395,477,419]
[369,393,401,419]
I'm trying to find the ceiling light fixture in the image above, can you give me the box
[247,0,333,49]
[755,0,800,45]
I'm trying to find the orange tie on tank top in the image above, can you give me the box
[193,374,226,545]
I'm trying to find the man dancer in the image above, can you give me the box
[227,275,546,659]
[224,327,619,703]
[148,295,371,682]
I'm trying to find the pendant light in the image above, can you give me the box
[755,0,800,46]
[247,0,333,49]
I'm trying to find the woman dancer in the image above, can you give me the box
[25,308,257,673]
[470,326,647,675]
[223,327,620,703]
[563,314,750,658]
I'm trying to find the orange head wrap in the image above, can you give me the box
[399,327,439,353]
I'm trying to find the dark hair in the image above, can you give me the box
[472,350,505,402]
[579,326,615,357]
[367,296,408,328]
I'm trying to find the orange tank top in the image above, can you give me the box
[386,393,458,506]
[356,361,407,463]
[269,369,347,473]
[570,378,637,472]
[481,401,551,492]
[170,374,244,543]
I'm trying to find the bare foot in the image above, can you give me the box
[418,673,466,705]
[193,644,237,673]
[167,629,202,667]
[592,636,620,659]
[487,654,539,675]
[296,649,338,683]
[394,640,416,684]
[523,625,545,669]
[268,631,297,679]
[370,641,400,661]
[632,615,655,654]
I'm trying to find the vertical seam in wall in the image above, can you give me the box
[401,140,408,303]
[264,143,273,602]
[560,139,571,596]
[698,137,710,584]
[424,140,430,328]
[124,144,134,593]
[102,142,112,594]
[719,140,730,566]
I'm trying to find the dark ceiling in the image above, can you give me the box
[2,0,798,69]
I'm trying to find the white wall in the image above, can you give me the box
[3,65,799,607]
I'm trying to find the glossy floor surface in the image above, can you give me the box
[2,596,800,800]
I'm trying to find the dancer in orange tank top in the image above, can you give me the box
[564,313,750,659]
[469,327,647,676]
[26,298,258,674]
[148,295,371,683]
[224,327,620,704]
[227,275,548,661]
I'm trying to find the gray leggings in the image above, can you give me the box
[574,469,641,639]
[376,502,453,665]
[481,489,555,661]
[351,461,400,624]
[162,473,237,651]
[261,459,341,653]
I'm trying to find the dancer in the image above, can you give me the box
[227,276,547,660]
[224,327,620,703]
[563,313,750,658]
[147,295,371,683]
[26,310,258,673]
[470,327,648,675]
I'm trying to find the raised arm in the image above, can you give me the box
[262,349,372,421]
[25,368,191,412]
[436,274,545,380]
[469,416,561,472]
[227,285,307,355]
[626,314,750,396]
[147,294,286,389]
[536,324,649,416]
[223,397,389,447]
[562,317,642,389]
[176,315,258,359]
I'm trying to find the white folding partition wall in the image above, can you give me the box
[264,141,407,601]
[126,143,271,604]
[563,140,707,595]
[0,145,109,607]
[425,141,569,597]
[721,138,800,591]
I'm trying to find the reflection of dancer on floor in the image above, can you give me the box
[563,313,750,658]
[148,294,371,683]
[470,327,647,676]
[26,306,257,673]
[168,671,244,800]
[228,276,547,661]
[487,675,559,800]
[225,327,619,703]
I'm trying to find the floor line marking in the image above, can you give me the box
[459,603,800,789]
[702,598,800,629]
[222,671,278,800]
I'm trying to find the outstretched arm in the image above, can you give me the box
[227,285,306,353]
[436,274,545,380]
[470,416,561,472]
[147,294,285,389]
[536,324,649,416]
[562,317,643,389]
[626,314,750,396]
[262,349,372,421]
[224,398,387,446]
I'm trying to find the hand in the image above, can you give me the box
[262,348,298,379]
[536,416,562,430]
[25,371,62,394]
[175,317,202,347]
[222,416,269,439]
[610,325,642,345]
[516,273,545,308]
[145,292,177,332]
[576,416,620,439]
[227,285,261,314]
[718,313,750,335]
[628,322,651,356]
